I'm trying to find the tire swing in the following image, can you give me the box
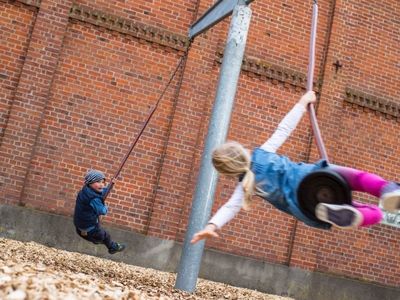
[296,0,351,221]
[298,169,352,221]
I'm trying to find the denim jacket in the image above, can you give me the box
[251,147,331,229]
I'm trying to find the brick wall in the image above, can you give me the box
[0,1,36,147]
[0,0,399,287]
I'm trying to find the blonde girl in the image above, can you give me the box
[192,91,400,244]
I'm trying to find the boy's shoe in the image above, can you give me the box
[380,189,400,213]
[315,203,363,228]
[108,243,126,254]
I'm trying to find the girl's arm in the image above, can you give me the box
[260,91,316,153]
[191,183,243,244]
[208,183,244,229]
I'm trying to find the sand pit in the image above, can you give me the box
[0,238,293,300]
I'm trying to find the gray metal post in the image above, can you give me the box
[175,2,252,293]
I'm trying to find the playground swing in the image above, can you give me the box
[101,0,351,221]
[102,40,193,202]
[296,0,352,221]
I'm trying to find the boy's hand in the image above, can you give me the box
[191,224,219,244]
[299,91,316,107]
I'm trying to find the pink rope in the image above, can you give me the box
[306,0,329,162]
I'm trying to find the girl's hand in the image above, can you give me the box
[299,90,316,107]
[191,224,219,244]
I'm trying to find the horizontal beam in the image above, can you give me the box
[189,0,255,39]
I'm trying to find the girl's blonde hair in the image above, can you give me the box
[212,141,255,210]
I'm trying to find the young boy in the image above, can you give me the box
[74,169,126,254]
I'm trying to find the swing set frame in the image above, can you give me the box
[101,0,351,216]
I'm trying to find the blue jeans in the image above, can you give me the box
[76,225,116,250]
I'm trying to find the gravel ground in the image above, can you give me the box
[0,238,293,300]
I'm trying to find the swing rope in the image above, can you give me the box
[102,40,194,202]
[306,0,329,162]
[287,0,331,265]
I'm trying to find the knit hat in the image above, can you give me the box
[84,169,106,185]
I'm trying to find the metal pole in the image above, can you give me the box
[306,0,329,162]
[175,1,252,293]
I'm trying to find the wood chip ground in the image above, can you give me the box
[0,238,293,300]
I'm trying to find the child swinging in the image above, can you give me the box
[191,91,400,244]
[74,170,126,254]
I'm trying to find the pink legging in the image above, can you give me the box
[330,165,385,227]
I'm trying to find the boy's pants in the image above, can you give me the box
[76,225,115,250]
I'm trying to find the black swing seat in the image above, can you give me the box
[297,168,352,221]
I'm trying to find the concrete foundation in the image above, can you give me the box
[0,204,398,300]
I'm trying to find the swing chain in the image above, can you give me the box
[102,38,195,202]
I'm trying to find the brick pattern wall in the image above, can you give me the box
[0,0,73,205]
[0,1,36,144]
[1,0,399,287]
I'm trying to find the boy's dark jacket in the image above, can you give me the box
[74,185,105,229]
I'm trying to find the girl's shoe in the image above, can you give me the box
[380,190,400,212]
[315,203,363,228]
